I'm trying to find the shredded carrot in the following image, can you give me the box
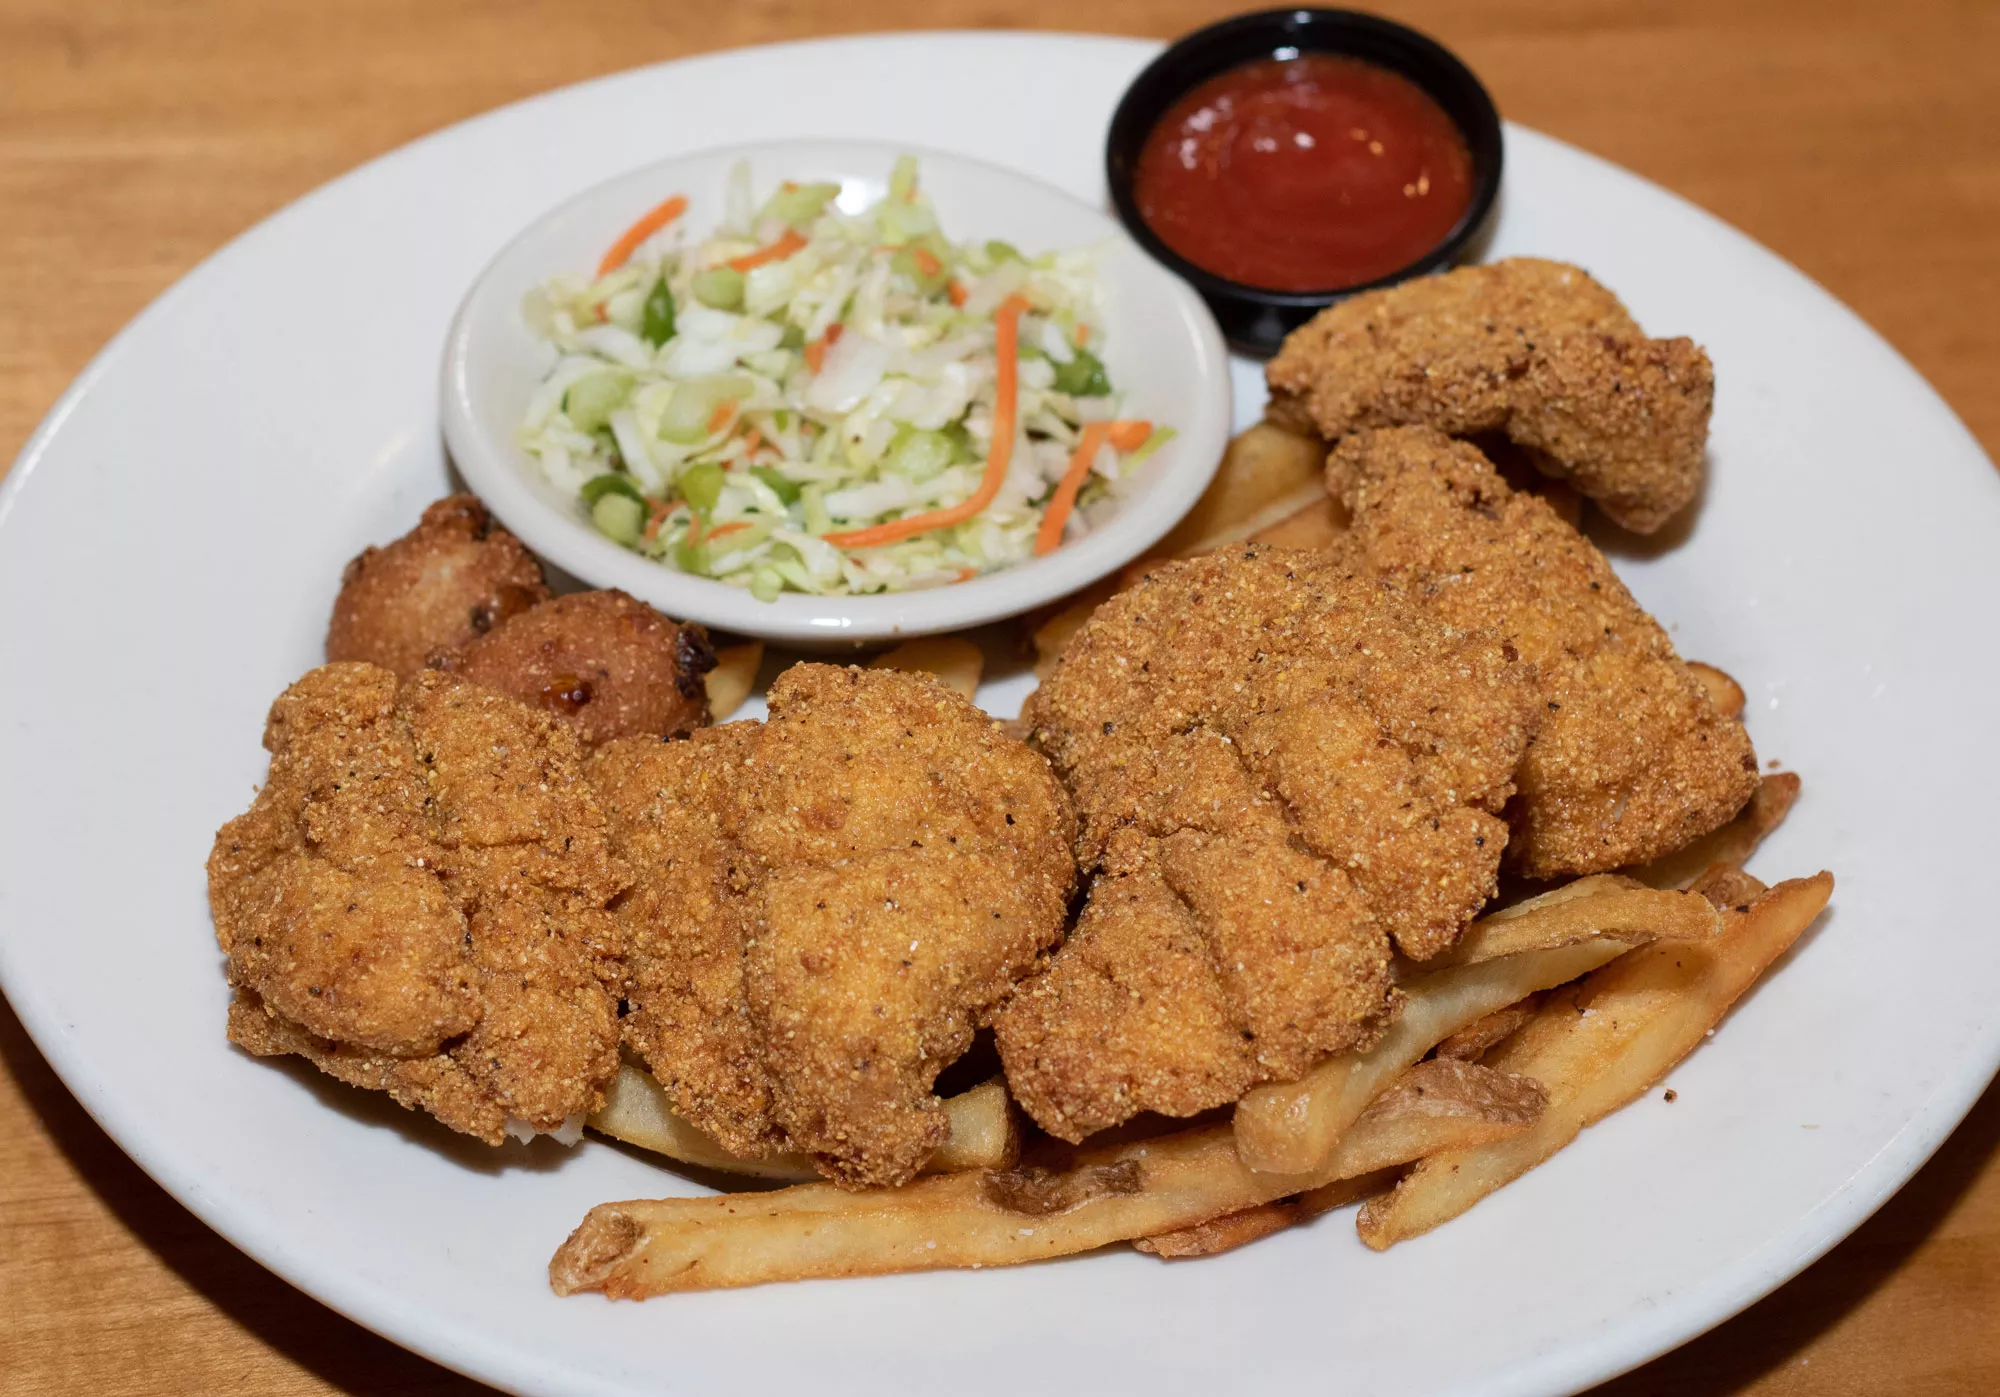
[642,500,675,544]
[823,294,1030,549]
[685,514,704,547]
[706,399,738,435]
[741,426,764,455]
[1106,419,1153,453]
[728,228,807,273]
[956,567,978,583]
[946,279,968,307]
[1074,321,1090,348]
[597,194,688,277]
[1035,422,1112,556]
[804,322,843,374]
[912,246,943,278]
[706,520,750,542]
[593,302,609,324]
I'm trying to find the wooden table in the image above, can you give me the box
[2,2,1995,1392]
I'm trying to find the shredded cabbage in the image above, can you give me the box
[517,157,1159,598]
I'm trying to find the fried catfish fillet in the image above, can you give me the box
[1266,258,1713,533]
[430,589,715,750]
[326,495,550,676]
[591,665,1077,1187]
[1326,426,1758,877]
[210,664,628,1144]
[996,547,1542,1141]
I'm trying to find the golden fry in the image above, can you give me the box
[1233,937,1631,1174]
[1154,422,1330,558]
[589,1067,1018,1180]
[549,1059,1542,1297]
[1433,995,1546,1062]
[703,641,763,719]
[1357,873,1834,1248]
[1685,661,1746,720]
[1134,1170,1395,1260]
[1425,880,1721,970]
[1248,494,1350,550]
[869,636,985,699]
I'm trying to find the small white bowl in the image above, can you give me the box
[440,139,1232,647]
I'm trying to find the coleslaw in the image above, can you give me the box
[518,157,1172,599]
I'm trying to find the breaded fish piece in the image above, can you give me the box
[1327,426,1759,876]
[210,664,627,1143]
[431,589,714,749]
[1266,258,1714,533]
[587,724,777,1158]
[591,665,1077,1187]
[997,547,1541,1140]
[326,495,550,676]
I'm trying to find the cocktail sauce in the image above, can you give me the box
[1133,53,1474,292]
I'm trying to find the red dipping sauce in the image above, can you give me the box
[1133,53,1475,292]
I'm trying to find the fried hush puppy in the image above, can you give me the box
[591,665,1077,1187]
[1266,258,1713,533]
[209,663,627,1144]
[1326,425,1758,876]
[997,546,1543,1141]
[325,495,550,675]
[430,589,715,749]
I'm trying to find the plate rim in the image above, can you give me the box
[3,28,1998,1397]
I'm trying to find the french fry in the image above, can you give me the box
[703,640,763,719]
[1248,494,1349,550]
[549,1059,1543,1297]
[1152,422,1330,559]
[1424,879,1721,971]
[1687,864,1768,909]
[1234,937,1634,1174]
[869,636,984,699]
[1356,873,1834,1249]
[589,1068,1017,1180]
[1030,583,1118,677]
[1685,661,1746,720]
[1433,994,1546,1062]
[1633,772,1801,891]
[1132,1170,1395,1260]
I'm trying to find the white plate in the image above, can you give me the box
[3,32,1998,1397]
[443,139,1232,647]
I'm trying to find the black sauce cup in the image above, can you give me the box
[1106,8,1504,357]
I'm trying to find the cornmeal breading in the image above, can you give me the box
[1266,258,1713,533]
[997,546,1541,1140]
[210,664,627,1143]
[1326,426,1759,876]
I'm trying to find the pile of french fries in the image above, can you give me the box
[556,423,1831,1299]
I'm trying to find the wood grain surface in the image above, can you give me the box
[1,2,1995,1393]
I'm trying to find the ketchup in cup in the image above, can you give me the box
[1133,53,1475,293]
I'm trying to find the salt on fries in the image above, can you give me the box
[1358,873,1832,1247]
[590,1068,1018,1181]
[1231,880,1720,1175]
[550,1057,1543,1297]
